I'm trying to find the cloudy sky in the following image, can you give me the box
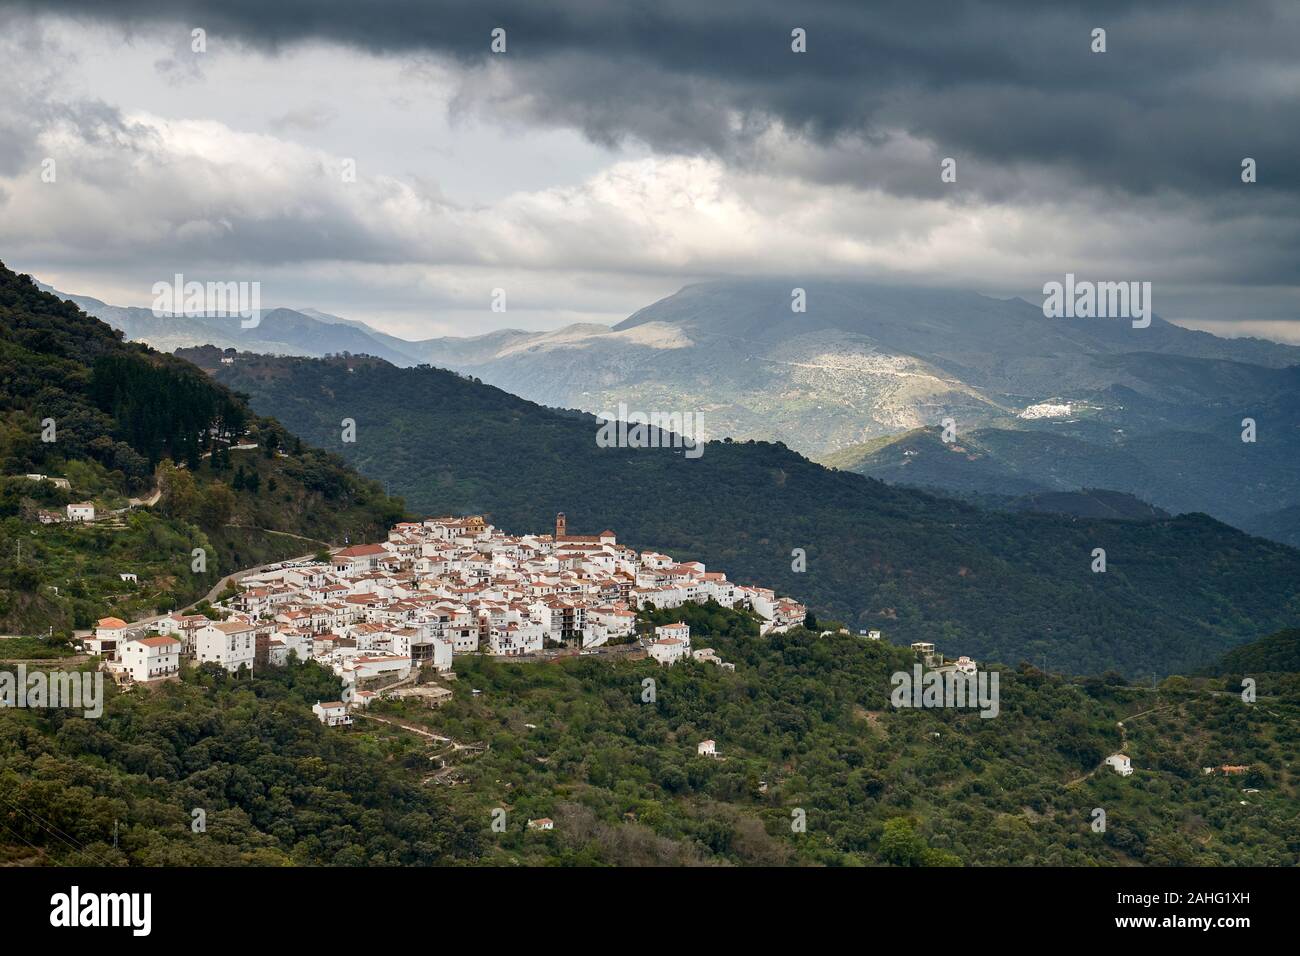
[1,0,1298,341]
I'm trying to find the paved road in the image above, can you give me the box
[121,544,338,631]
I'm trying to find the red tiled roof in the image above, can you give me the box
[135,635,181,648]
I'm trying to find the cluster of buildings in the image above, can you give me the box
[910,641,978,675]
[82,513,806,706]
[646,621,735,670]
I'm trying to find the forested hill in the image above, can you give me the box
[4,611,1297,866]
[201,349,1300,677]
[0,263,405,634]
[1208,629,1300,676]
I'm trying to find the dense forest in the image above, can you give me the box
[4,606,1294,866]
[206,351,1300,677]
[421,611,1298,866]
[1208,628,1300,676]
[0,660,482,865]
[0,263,406,633]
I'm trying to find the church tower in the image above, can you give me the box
[555,512,566,539]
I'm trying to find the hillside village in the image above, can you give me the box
[82,513,808,722]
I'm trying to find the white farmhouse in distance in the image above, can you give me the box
[66,502,95,522]
[1104,753,1134,777]
[697,739,718,758]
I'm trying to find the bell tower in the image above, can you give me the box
[555,512,566,539]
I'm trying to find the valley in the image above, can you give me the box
[59,277,1300,548]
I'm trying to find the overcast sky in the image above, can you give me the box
[1,0,1298,341]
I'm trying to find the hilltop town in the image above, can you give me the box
[82,513,808,718]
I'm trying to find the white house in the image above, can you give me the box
[312,700,352,726]
[954,656,977,675]
[426,637,454,672]
[196,620,257,673]
[120,635,181,683]
[66,502,95,522]
[266,639,290,667]
[654,622,691,650]
[580,620,611,648]
[697,739,718,757]
[488,620,545,656]
[84,617,129,658]
[648,637,689,666]
[587,605,635,640]
[1104,753,1134,777]
[768,598,807,633]
[527,818,554,831]
[332,543,391,573]
[150,612,184,635]
[347,655,412,683]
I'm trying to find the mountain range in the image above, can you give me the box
[50,278,1300,546]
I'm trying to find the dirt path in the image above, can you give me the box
[1066,700,1182,786]
[353,713,464,747]
[0,653,91,665]
[222,525,331,545]
[127,487,162,508]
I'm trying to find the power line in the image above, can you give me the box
[0,814,57,864]
[0,790,109,866]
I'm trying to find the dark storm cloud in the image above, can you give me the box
[7,0,1298,202]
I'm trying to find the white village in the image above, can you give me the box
[80,513,808,725]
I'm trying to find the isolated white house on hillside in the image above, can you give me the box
[1104,753,1133,777]
[312,700,352,726]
